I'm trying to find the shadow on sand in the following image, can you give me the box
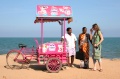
[73,63,92,70]
[29,65,48,72]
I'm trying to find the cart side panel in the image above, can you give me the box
[38,42,68,63]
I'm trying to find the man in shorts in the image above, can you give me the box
[62,27,77,67]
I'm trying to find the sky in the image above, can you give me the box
[0,0,120,37]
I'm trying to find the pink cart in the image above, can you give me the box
[6,5,73,73]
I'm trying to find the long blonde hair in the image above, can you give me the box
[92,23,101,34]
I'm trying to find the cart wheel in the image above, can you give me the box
[6,50,24,69]
[46,58,62,73]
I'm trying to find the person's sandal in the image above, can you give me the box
[99,69,103,72]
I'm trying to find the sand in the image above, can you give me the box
[0,54,120,79]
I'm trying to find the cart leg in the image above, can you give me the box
[41,18,43,53]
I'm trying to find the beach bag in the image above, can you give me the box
[76,51,81,59]
[79,60,89,68]
[76,50,85,60]
[80,61,84,68]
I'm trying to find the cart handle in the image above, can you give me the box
[34,38,39,48]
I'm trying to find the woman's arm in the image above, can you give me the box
[88,34,92,44]
[74,35,77,49]
[90,34,92,40]
[78,35,80,46]
[78,34,81,49]
[90,28,93,40]
[97,31,104,46]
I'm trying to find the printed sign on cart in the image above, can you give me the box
[58,45,63,52]
[42,44,48,53]
[36,5,72,17]
[48,43,56,51]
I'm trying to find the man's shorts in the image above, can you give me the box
[67,47,76,57]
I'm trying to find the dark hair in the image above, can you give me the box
[82,27,87,31]
[66,27,71,31]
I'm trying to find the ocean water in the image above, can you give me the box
[0,37,120,59]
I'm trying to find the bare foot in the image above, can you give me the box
[90,68,96,71]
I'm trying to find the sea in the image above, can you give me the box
[0,37,120,59]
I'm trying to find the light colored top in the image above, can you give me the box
[62,33,77,48]
[93,31,101,44]
[92,30,102,59]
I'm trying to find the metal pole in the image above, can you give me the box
[61,21,63,37]
[63,18,66,52]
[41,18,43,53]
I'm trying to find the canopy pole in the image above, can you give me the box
[63,18,66,52]
[41,18,43,53]
[61,21,63,37]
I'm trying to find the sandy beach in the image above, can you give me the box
[0,54,120,79]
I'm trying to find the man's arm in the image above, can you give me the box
[74,41,76,49]
[88,34,92,44]
[61,35,65,42]
[61,38,64,42]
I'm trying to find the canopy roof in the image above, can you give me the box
[34,5,73,23]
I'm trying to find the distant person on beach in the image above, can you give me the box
[78,27,92,69]
[61,27,77,67]
[90,23,104,72]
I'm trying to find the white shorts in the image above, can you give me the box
[67,47,76,57]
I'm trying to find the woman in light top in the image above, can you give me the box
[90,23,104,72]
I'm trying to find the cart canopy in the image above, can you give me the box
[34,5,73,23]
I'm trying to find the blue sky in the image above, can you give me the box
[0,0,120,37]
